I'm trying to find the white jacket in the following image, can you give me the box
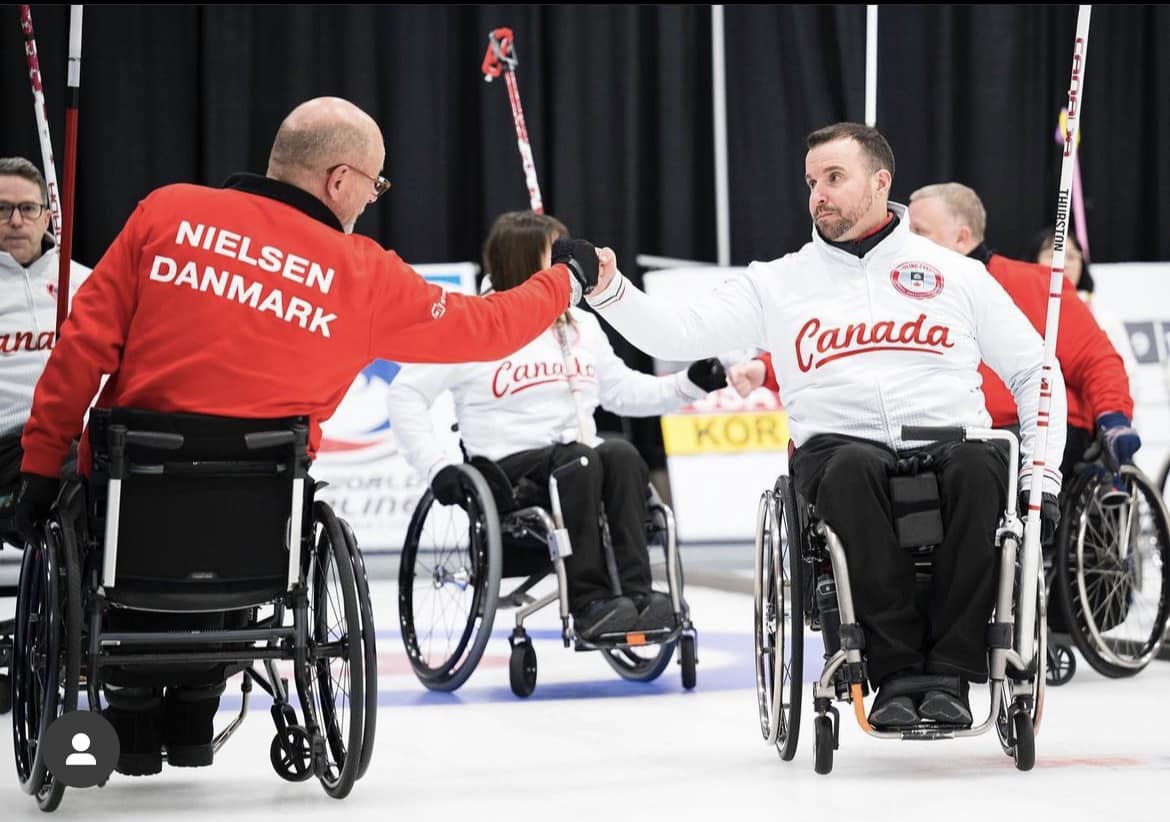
[386,307,707,483]
[0,237,90,437]
[586,204,1066,495]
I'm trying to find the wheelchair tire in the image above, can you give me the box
[679,634,697,690]
[509,640,537,698]
[270,726,315,782]
[753,477,803,762]
[1044,640,1076,686]
[1012,712,1035,772]
[813,715,834,775]
[399,464,502,692]
[296,502,366,799]
[601,641,675,683]
[1054,465,1170,678]
[338,518,378,781]
[11,518,81,812]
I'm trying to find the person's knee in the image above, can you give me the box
[941,444,1006,500]
[597,438,648,479]
[821,443,890,493]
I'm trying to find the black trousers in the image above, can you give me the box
[791,433,1007,685]
[498,439,651,611]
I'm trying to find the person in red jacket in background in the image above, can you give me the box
[905,183,1140,478]
[12,96,601,777]
[729,181,1141,510]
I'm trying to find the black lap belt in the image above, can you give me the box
[889,453,944,549]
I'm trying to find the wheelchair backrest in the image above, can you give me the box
[88,408,311,612]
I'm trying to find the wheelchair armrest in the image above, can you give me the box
[125,430,185,450]
[245,431,297,450]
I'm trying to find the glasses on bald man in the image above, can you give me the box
[326,164,391,200]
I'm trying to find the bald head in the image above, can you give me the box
[267,97,380,180]
[267,97,386,233]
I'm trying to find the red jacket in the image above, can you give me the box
[21,175,571,476]
[756,251,1132,432]
[978,253,1130,431]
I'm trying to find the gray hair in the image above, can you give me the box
[909,182,987,243]
[0,156,49,204]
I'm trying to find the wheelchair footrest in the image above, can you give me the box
[574,625,679,651]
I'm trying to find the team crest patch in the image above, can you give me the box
[890,262,944,299]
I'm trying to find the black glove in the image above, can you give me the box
[551,237,599,295]
[1019,490,1061,543]
[686,358,727,393]
[15,472,60,545]
[430,464,465,507]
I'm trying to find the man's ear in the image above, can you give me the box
[874,168,892,194]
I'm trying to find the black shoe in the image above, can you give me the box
[103,704,163,777]
[867,693,919,728]
[867,674,924,728]
[918,681,973,726]
[631,591,676,632]
[163,689,220,768]
[573,595,638,641]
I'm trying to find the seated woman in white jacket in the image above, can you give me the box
[386,211,728,641]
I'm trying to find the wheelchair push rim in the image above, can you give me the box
[297,503,367,799]
[753,477,803,761]
[398,465,502,692]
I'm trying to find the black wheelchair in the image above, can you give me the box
[755,426,1045,775]
[1046,435,1170,684]
[9,409,378,811]
[398,455,697,697]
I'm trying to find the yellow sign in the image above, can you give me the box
[661,411,790,456]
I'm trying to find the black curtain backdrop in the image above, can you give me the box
[2,5,1167,468]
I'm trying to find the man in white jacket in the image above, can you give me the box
[585,123,1066,728]
[0,156,90,520]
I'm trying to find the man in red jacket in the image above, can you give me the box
[905,182,1140,478]
[12,96,600,775]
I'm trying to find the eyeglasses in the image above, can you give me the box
[0,201,48,221]
[327,164,391,199]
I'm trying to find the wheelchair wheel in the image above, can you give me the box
[339,519,378,781]
[1054,465,1170,678]
[296,502,367,799]
[601,636,675,683]
[1045,640,1076,686]
[753,477,803,762]
[508,638,537,698]
[11,519,81,812]
[399,464,502,692]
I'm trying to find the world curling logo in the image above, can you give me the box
[890,261,944,300]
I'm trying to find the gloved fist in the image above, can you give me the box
[686,358,728,393]
[430,464,465,507]
[551,238,599,296]
[1098,412,1141,466]
[727,360,766,398]
[1019,490,1061,543]
[15,472,60,545]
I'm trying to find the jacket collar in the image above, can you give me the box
[966,242,993,265]
[222,173,344,232]
[812,201,909,260]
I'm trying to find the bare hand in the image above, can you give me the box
[727,360,766,398]
[594,246,618,293]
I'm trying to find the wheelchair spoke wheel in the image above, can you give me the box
[1056,465,1170,677]
[339,519,378,781]
[11,520,81,811]
[298,503,365,799]
[399,465,502,692]
[601,639,675,683]
[753,477,803,762]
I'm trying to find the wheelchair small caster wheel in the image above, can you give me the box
[509,641,537,697]
[679,634,697,690]
[813,715,834,775]
[270,726,315,782]
[1012,712,1035,772]
[0,674,10,715]
[1045,644,1076,686]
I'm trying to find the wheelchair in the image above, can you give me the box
[1046,435,1170,683]
[9,409,378,811]
[754,426,1045,774]
[398,453,697,697]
